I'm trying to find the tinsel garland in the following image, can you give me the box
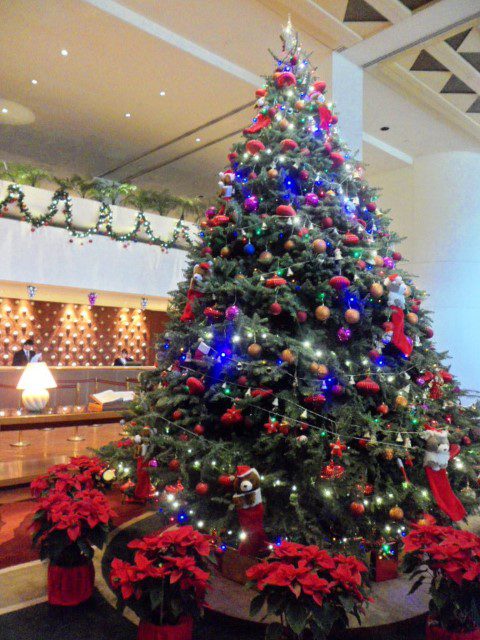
[0,183,196,249]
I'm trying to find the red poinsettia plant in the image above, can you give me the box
[403,523,480,634]
[30,456,114,498]
[110,526,212,626]
[31,488,116,566]
[246,540,371,639]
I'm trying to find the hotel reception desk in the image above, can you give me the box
[0,366,155,409]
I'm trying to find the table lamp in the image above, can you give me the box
[16,362,57,412]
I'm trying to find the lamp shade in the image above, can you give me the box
[16,362,57,390]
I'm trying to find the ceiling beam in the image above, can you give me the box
[363,132,413,164]
[426,41,480,95]
[366,0,411,25]
[342,0,480,68]
[81,0,262,85]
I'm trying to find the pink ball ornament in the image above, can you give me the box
[337,327,352,342]
[383,257,395,269]
[296,310,307,323]
[225,305,240,321]
[244,196,258,212]
[205,207,217,219]
[270,302,282,316]
[298,170,309,181]
[332,384,344,397]
[305,193,319,207]
[148,459,158,467]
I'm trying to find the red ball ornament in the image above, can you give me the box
[193,424,205,435]
[246,139,265,155]
[343,232,359,246]
[366,202,376,212]
[313,81,327,93]
[363,483,374,496]
[186,377,205,395]
[350,501,365,516]
[369,349,380,364]
[298,170,309,181]
[218,474,234,487]
[321,217,333,229]
[179,434,189,442]
[296,310,307,323]
[237,375,248,386]
[321,461,345,480]
[329,275,351,291]
[270,302,282,316]
[462,436,472,445]
[266,276,287,288]
[332,384,344,397]
[172,409,183,421]
[330,152,345,168]
[377,403,389,415]
[425,327,434,338]
[392,251,402,261]
[356,260,366,270]
[280,139,299,152]
[168,459,181,471]
[356,377,380,395]
[195,482,209,496]
[275,204,296,217]
[276,71,296,88]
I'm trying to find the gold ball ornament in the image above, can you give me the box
[310,362,320,374]
[384,448,394,461]
[312,239,327,254]
[220,246,230,258]
[284,239,295,251]
[405,285,412,297]
[370,283,384,298]
[247,343,262,358]
[295,100,305,110]
[317,364,329,379]
[315,305,331,321]
[267,168,278,180]
[281,348,296,364]
[258,250,273,264]
[374,255,384,267]
[406,312,418,324]
[389,506,404,521]
[395,395,408,409]
[345,309,360,324]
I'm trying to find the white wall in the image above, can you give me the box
[371,152,480,393]
[0,181,192,300]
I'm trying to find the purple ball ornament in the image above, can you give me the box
[225,305,241,321]
[416,377,426,387]
[244,196,259,212]
[304,193,319,207]
[148,459,158,468]
[383,257,395,270]
[205,207,217,219]
[337,327,352,343]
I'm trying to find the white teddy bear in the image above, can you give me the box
[384,274,407,309]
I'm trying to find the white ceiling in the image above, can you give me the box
[0,0,478,200]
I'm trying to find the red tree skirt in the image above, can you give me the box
[47,561,95,606]
[137,617,193,640]
[425,467,467,522]
[426,620,480,640]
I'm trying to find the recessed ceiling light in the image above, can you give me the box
[61,49,69,56]
[380,126,390,131]
[125,113,131,118]
[195,137,201,143]
[1,108,8,114]
[159,91,166,96]
[31,79,38,85]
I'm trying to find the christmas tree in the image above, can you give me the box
[99,22,479,556]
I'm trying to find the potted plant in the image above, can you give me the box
[110,525,212,640]
[403,523,480,639]
[246,540,371,639]
[30,455,114,498]
[31,487,116,606]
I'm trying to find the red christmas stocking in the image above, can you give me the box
[243,114,271,135]
[424,467,466,521]
[236,503,269,557]
[134,458,155,502]
[180,289,204,323]
[390,306,413,357]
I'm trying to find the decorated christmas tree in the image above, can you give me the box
[99,22,479,557]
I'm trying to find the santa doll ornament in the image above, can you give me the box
[421,424,466,521]
[232,466,269,557]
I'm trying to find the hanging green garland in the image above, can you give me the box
[0,183,197,249]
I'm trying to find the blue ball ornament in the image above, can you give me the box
[244,242,255,255]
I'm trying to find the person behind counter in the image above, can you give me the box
[114,348,134,366]
[12,338,37,366]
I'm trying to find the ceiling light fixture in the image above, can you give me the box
[195,137,201,143]
[380,126,390,131]
[61,49,69,56]
[1,108,8,114]
[159,91,166,96]
[31,79,38,85]
[125,112,131,118]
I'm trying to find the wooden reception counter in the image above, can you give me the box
[0,366,155,409]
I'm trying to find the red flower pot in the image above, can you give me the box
[137,617,193,640]
[48,561,95,606]
[426,621,480,640]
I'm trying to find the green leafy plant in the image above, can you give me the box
[54,174,96,198]
[0,162,51,187]
[90,178,137,205]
